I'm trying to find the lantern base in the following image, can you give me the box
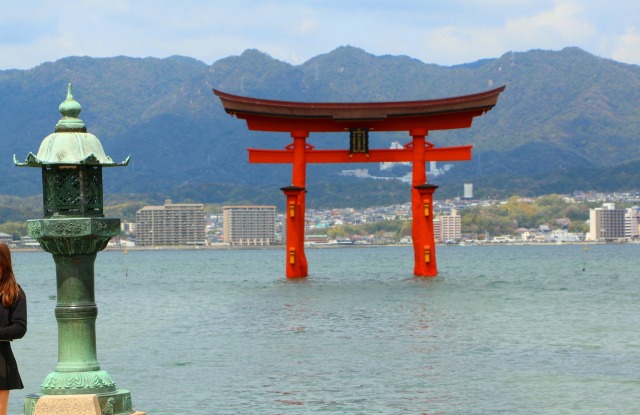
[24,389,140,415]
[40,369,116,394]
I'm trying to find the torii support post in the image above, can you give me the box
[410,128,438,277]
[413,183,439,276]
[281,185,308,278]
[282,129,311,278]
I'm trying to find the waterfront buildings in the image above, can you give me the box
[135,199,205,246]
[223,205,276,246]
[112,191,639,247]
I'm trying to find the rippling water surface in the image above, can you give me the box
[10,244,640,414]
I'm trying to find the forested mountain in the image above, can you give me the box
[1,46,639,209]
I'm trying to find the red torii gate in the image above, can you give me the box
[214,86,505,278]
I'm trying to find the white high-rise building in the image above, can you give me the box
[464,183,473,199]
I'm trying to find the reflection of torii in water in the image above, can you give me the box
[214,86,505,279]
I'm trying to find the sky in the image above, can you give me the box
[1,0,639,70]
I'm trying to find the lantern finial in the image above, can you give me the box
[56,83,86,132]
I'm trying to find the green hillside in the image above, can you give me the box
[1,46,639,207]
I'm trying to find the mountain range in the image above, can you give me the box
[1,46,639,209]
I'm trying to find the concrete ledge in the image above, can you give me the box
[34,394,101,415]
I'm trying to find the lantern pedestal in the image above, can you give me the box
[23,217,137,415]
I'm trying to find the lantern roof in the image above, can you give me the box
[14,84,129,167]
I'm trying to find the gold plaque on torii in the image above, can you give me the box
[349,128,369,154]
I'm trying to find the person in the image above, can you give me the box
[0,243,26,415]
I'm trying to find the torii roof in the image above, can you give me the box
[214,86,505,133]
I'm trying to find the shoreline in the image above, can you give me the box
[9,240,634,254]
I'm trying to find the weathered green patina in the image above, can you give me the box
[15,84,135,415]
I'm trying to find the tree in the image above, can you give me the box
[0,221,27,239]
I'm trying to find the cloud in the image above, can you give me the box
[412,2,596,65]
[0,0,639,70]
[503,2,594,45]
[611,27,640,65]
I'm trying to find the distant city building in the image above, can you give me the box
[437,208,462,241]
[0,233,12,244]
[625,207,640,238]
[464,183,473,199]
[120,222,136,234]
[589,203,626,241]
[339,168,369,178]
[20,236,40,248]
[433,218,442,242]
[223,205,276,246]
[135,199,205,246]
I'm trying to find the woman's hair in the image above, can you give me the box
[0,243,20,307]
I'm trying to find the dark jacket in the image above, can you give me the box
[0,288,27,341]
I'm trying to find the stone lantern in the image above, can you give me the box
[14,84,142,415]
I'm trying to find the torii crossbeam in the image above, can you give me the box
[214,86,505,278]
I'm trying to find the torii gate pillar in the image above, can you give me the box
[413,183,439,276]
[281,185,308,278]
[410,128,438,277]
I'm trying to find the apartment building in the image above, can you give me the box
[433,218,442,242]
[625,207,640,238]
[589,203,626,241]
[135,199,205,246]
[436,209,462,242]
[223,205,276,246]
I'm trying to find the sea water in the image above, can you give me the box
[9,244,640,414]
